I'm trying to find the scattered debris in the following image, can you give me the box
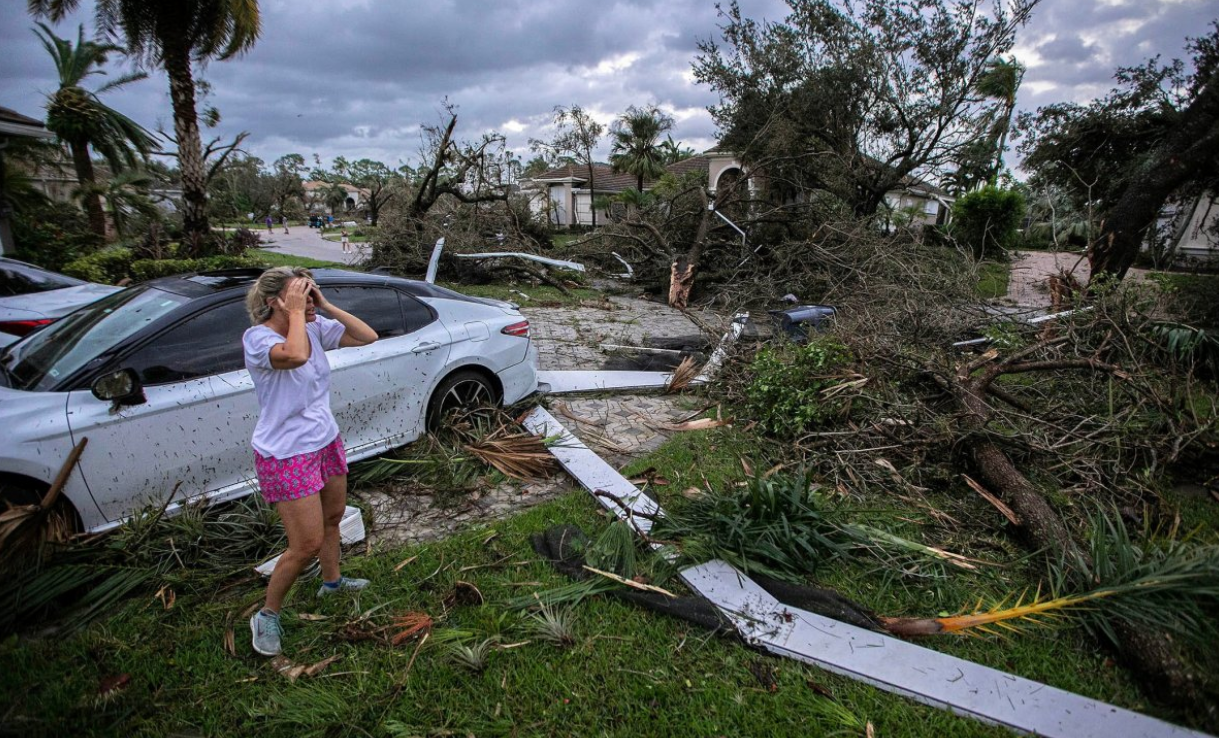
[97,673,131,700]
[443,581,485,609]
[463,425,557,481]
[390,612,434,645]
[424,237,446,284]
[522,403,1205,738]
[651,417,731,432]
[665,356,701,393]
[270,653,342,682]
[536,370,676,394]
[611,252,634,279]
[453,252,586,272]
[694,312,748,383]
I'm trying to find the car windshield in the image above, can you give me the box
[0,261,85,296]
[1,286,190,392]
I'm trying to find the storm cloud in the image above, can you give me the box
[0,0,1213,171]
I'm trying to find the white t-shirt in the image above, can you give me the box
[243,315,346,459]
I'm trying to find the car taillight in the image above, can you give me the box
[501,320,530,338]
[0,319,53,337]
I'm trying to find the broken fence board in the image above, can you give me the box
[521,406,661,534]
[536,369,680,394]
[681,560,1206,738]
[694,311,748,383]
[452,252,586,272]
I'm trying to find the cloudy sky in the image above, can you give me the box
[1,0,1214,174]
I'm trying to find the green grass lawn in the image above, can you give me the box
[4,416,1194,737]
[976,261,1011,300]
[249,250,349,270]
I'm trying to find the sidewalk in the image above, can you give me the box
[238,225,365,267]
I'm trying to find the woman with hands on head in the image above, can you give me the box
[242,266,378,656]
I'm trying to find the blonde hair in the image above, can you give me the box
[246,266,313,324]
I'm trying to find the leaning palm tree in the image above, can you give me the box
[29,0,262,253]
[974,57,1024,186]
[35,23,154,239]
[609,106,675,192]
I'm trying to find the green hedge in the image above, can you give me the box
[63,249,261,285]
[61,248,135,284]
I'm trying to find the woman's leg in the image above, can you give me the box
[317,473,348,583]
[265,494,325,612]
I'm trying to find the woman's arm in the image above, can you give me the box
[311,284,378,347]
[269,279,312,369]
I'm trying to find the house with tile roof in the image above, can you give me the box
[525,147,951,228]
[302,180,371,215]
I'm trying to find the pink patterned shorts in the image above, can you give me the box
[254,435,348,504]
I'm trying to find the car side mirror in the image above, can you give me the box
[91,368,146,406]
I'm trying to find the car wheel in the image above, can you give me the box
[427,369,499,430]
[0,476,82,533]
[0,477,43,508]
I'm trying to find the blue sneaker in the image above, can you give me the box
[317,576,370,597]
[250,609,283,656]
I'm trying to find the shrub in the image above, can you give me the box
[951,186,1026,260]
[11,201,102,271]
[130,255,256,282]
[62,247,134,284]
[745,337,854,438]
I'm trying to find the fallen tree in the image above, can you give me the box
[706,218,1219,718]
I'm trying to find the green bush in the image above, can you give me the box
[63,250,260,284]
[11,201,102,271]
[62,247,134,284]
[745,338,854,438]
[951,186,1026,260]
[130,255,255,282]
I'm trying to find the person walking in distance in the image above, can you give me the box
[281,215,289,235]
[341,229,351,254]
[244,267,378,656]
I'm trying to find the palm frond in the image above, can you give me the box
[665,355,700,393]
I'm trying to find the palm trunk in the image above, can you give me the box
[163,46,211,256]
[69,139,107,240]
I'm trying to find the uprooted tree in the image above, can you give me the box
[369,108,541,277]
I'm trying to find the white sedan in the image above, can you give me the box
[0,268,537,532]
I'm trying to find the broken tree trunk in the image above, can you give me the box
[668,188,712,309]
[948,353,1205,706]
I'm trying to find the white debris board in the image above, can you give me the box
[521,406,661,535]
[536,370,674,395]
[681,560,1207,738]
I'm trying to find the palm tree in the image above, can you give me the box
[974,57,1024,186]
[323,183,349,215]
[609,106,675,192]
[658,135,695,165]
[29,0,262,253]
[35,23,154,239]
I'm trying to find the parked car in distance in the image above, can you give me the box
[0,268,538,532]
[0,257,120,347]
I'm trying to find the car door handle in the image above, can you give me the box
[411,342,442,353]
